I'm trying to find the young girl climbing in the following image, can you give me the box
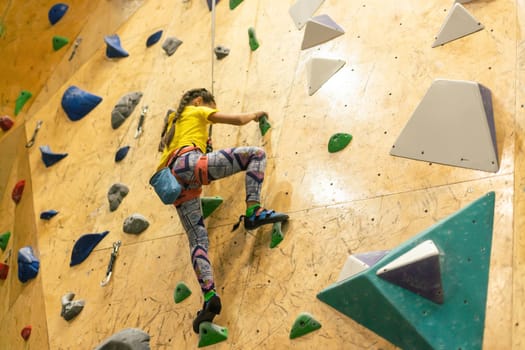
[157,88,289,333]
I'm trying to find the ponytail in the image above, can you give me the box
[157,88,215,152]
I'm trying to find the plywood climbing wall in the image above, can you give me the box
[0,0,524,349]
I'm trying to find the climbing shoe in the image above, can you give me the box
[232,207,289,231]
[193,295,222,334]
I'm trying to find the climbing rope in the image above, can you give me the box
[207,0,217,153]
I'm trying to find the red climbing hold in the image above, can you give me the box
[21,325,31,340]
[0,116,14,131]
[0,263,8,280]
[12,180,25,204]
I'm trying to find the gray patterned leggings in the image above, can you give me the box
[172,146,266,294]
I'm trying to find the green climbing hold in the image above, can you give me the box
[290,312,322,339]
[198,322,228,347]
[0,232,10,251]
[0,21,5,37]
[259,114,271,136]
[328,133,352,153]
[174,281,192,303]
[270,222,284,249]
[230,0,243,9]
[201,196,223,219]
[53,35,70,51]
[248,27,259,51]
[15,90,32,116]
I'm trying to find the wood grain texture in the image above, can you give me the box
[0,0,522,348]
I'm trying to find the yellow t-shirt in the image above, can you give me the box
[157,105,217,169]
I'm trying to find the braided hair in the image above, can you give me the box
[158,88,215,151]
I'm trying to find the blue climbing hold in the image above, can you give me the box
[48,3,69,25]
[104,34,129,58]
[18,246,40,283]
[115,146,130,162]
[70,231,109,266]
[146,30,163,47]
[40,210,59,220]
[40,145,68,167]
[61,86,102,121]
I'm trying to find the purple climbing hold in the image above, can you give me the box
[115,146,130,162]
[61,86,103,121]
[18,246,40,283]
[70,231,109,266]
[104,34,129,58]
[48,3,69,25]
[146,30,163,47]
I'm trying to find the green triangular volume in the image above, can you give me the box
[0,232,10,251]
[53,35,70,51]
[198,322,228,347]
[230,0,243,10]
[174,281,192,303]
[289,312,322,339]
[328,133,352,153]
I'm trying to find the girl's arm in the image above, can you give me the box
[208,111,267,125]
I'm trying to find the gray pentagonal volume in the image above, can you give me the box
[390,79,499,172]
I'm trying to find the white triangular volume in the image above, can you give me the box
[337,255,369,282]
[390,79,499,172]
[306,57,345,96]
[432,3,484,47]
[289,0,325,30]
[301,15,345,50]
[376,240,439,275]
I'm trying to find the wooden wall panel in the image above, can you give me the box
[0,0,523,348]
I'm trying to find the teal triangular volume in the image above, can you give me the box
[317,192,495,350]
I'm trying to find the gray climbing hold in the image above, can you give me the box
[111,92,143,129]
[214,45,230,59]
[123,214,150,234]
[162,37,183,56]
[108,183,129,212]
[61,292,85,321]
[94,328,151,350]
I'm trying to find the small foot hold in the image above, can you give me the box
[174,281,192,303]
[198,322,228,347]
[290,312,322,339]
[248,27,259,51]
[259,114,271,136]
[328,133,352,153]
[270,221,285,249]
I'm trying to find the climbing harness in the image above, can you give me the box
[25,120,42,148]
[100,240,121,286]
[134,105,149,139]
